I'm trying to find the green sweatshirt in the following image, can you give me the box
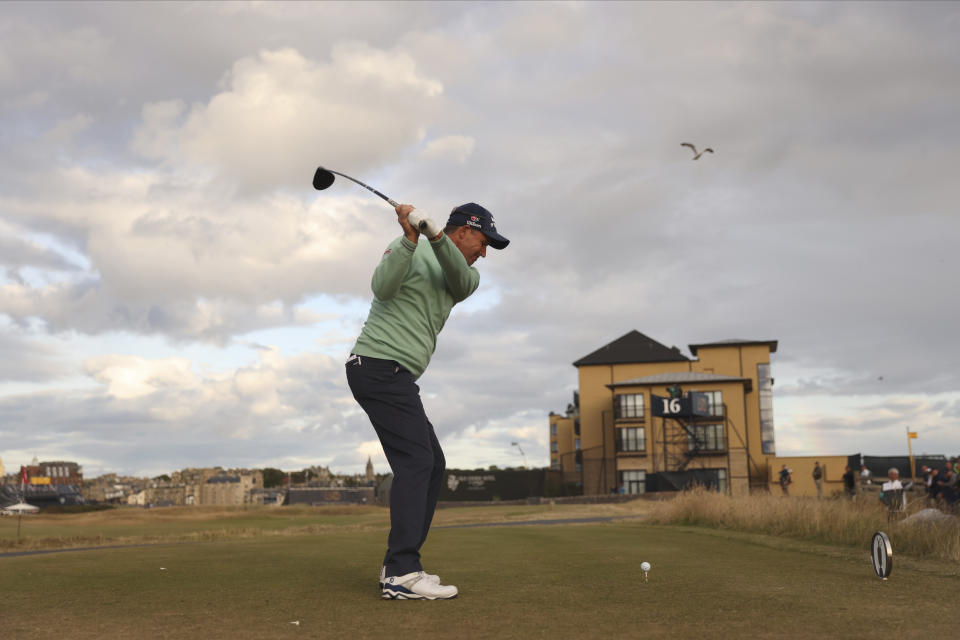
[351,234,480,379]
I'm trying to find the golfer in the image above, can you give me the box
[346,202,509,600]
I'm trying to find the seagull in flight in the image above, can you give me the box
[681,142,713,160]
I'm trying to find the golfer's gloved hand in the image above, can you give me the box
[408,209,442,239]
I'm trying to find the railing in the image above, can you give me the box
[615,437,646,454]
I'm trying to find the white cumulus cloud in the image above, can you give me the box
[133,45,444,191]
[84,354,198,399]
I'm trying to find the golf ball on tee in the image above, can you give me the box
[640,562,651,572]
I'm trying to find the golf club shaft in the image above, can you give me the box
[314,166,431,233]
[327,170,399,208]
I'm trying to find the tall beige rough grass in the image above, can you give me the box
[646,489,960,562]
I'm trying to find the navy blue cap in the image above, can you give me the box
[446,203,509,249]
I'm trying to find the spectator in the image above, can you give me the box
[812,461,824,499]
[937,466,957,508]
[842,465,856,498]
[779,465,792,496]
[860,464,872,487]
[928,468,941,503]
[879,467,911,520]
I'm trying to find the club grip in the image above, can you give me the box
[408,210,441,237]
[407,210,427,231]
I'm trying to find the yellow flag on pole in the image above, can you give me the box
[908,432,918,439]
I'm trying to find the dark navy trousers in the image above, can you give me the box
[345,355,445,578]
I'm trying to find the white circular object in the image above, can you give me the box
[640,562,651,572]
[871,531,892,579]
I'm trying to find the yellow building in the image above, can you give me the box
[549,399,580,490]
[552,330,779,495]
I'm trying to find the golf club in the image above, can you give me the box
[312,166,433,234]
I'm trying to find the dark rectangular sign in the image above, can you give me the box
[652,392,712,418]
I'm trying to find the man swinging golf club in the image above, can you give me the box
[346,201,509,600]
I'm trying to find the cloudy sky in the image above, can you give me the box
[1,2,958,478]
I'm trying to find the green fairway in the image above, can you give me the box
[2,517,957,639]
[0,505,389,548]
[0,503,636,551]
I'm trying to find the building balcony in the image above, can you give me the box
[615,440,647,456]
[686,447,727,457]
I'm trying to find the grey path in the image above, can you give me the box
[436,515,640,529]
[0,542,191,559]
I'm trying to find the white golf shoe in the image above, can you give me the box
[379,566,440,588]
[381,570,458,600]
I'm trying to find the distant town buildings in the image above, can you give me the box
[0,457,85,488]
[287,458,381,506]
[81,474,135,503]
[121,468,265,507]
[28,459,83,487]
[1,456,380,509]
[0,457,87,507]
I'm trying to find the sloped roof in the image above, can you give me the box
[688,339,778,356]
[573,330,690,367]
[608,371,750,389]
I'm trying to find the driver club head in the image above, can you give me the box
[312,167,336,190]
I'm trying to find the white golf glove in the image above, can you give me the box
[408,209,442,238]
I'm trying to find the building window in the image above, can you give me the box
[551,459,560,470]
[614,394,644,419]
[621,470,646,495]
[700,391,723,416]
[758,363,776,454]
[574,438,581,450]
[617,427,646,453]
[551,423,558,436]
[688,424,725,452]
[575,462,582,473]
[711,468,728,494]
